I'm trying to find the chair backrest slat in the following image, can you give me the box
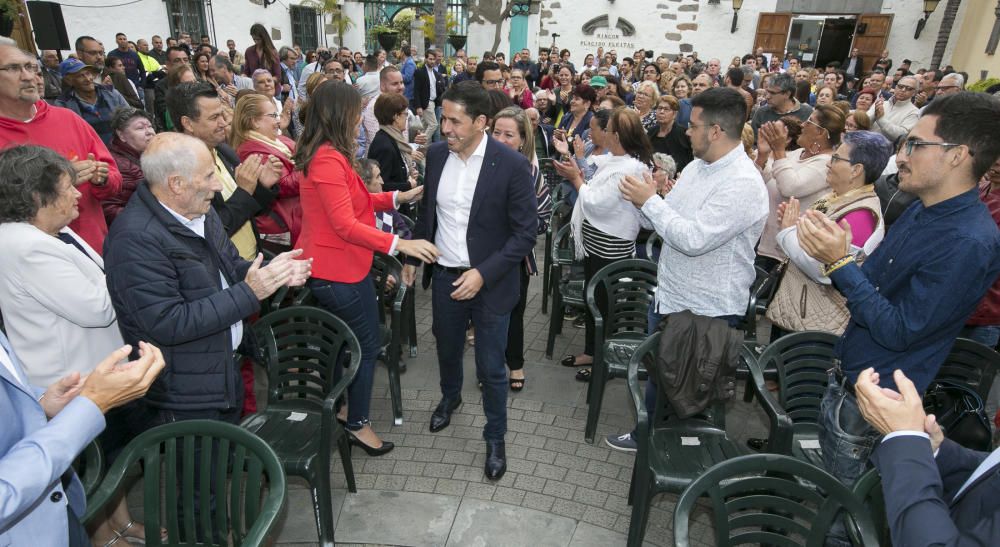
[935,338,1000,400]
[214,437,231,540]
[145,443,165,546]
[198,435,214,542]
[181,434,197,542]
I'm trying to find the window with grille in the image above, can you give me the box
[291,6,319,51]
[165,0,207,40]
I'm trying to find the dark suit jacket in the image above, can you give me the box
[367,130,410,192]
[413,63,446,111]
[408,136,538,314]
[872,435,1000,546]
[843,55,865,79]
[212,144,278,238]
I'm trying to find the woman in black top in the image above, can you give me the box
[367,93,418,209]
[646,94,693,173]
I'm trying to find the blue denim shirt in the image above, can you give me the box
[831,187,1000,392]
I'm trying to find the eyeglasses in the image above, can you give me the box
[0,63,41,75]
[895,84,916,91]
[829,154,853,164]
[902,139,966,156]
[82,49,105,57]
[804,118,830,137]
[483,79,503,86]
[936,84,960,91]
[262,112,280,119]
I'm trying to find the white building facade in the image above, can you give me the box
[45,0,973,75]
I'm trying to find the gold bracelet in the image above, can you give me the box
[823,255,855,277]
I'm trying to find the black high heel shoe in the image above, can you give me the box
[346,430,394,456]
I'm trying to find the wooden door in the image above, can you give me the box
[754,13,793,56]
[852,14,893,71]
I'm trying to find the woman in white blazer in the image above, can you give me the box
[0,146,158,545]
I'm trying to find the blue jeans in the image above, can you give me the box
[309,275,380,430]
[818,372,880,547]
[432,268,511,441]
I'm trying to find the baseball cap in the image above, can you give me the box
[59,58,100,77]
[589,75,608,88]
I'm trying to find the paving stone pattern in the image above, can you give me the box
[255,244,770,546]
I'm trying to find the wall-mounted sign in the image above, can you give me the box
[578,15,636,51]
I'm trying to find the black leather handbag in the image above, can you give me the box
[922,380,993,452]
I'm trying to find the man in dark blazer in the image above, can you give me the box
[167,81,280,255]
[413,48,447,141]
[856,367,1000,546]
[402,81,537,481]
[843,48,865,80]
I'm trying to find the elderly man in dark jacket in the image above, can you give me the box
[103,132,311,430]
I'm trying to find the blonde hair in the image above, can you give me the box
[305,72,328,98]
[229,93,271,149]
[491,106,536,165]
[636,80,660,104]
[740,122,755,156]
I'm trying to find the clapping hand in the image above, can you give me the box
[797,210,852,264]
[246,251,309,300]
[619,172,658,207]
[778,197,800,230]
[398,185,424,204]
[79,342,166,414]
[552,130,570,157]
[855,368,928,436]
[40,371,87,418]
[267,249,313,287]
[553,157,583,189]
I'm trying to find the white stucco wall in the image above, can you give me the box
[36,0,968,73]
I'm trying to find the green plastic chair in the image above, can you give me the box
[83,420,286,547]
[545,224,586,358]
[738,265,784,351]
[242,306,361,547]
[371,252,407,424]
[751,331,840,465]
[396,214,419,358]
[72,439,104,498]
[541,198,574,315]
[626,334,790,546]
[672,453,881,547]
[583,259,657,444]
[934,337,1000,400]
[847,468,891,546]
[259,284,314,317]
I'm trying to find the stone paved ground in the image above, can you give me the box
[258,257,772,547]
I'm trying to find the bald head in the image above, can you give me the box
[141,133,206,188]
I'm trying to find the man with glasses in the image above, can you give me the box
[607,87,768,452]
[870,75,920,143]
[796,93,1000,547]
[74,36,105,71]
[750,72,812,138]
[152,46,190,130]
[475,61,503,91]
[0,43,122,255]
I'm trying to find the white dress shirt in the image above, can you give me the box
[159,202,244,350]
[426,65,437,103]
[435,132,488,268]
[639,144,769,317]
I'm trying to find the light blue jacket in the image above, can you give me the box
[0,332,105,546]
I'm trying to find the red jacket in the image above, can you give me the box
[968,179,1000,325]
[296,145,396,283]
[0,101,122,254]
[236,137,303,242]
[106,137,143,225]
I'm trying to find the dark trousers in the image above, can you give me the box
[505,263,531,371]
[309,275,380,429]
[432,267,511,441]
[584,254,618,356]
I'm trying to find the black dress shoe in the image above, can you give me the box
[485,439,507,481]
[429,396,462,432]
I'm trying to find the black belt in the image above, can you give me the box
[831,363,856,396]
[434,264,470,275]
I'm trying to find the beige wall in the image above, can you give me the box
[949,2,1000,81]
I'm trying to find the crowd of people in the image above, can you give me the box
[3,25,1000,546]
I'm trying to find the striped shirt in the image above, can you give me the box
[582,219,634,259]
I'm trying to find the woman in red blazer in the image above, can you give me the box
[294,81,438,455]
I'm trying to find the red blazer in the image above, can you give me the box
[296,145,396,283]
